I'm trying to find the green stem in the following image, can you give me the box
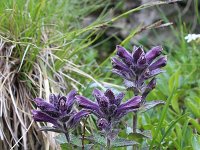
[133,112,137,133]
[106,138,111,150]
[133,79,139,134]
[63,123,70,143]
[64,132,70,143]
[133,113,138,150]
[63,124,72,148]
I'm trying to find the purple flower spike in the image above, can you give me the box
[112,45,167,97]
[32,90,88,138]
[32,110,58,126]
[77,88,141,135]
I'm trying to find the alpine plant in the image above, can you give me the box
[32,90,89,142]
[31,44,167,148]
[111,45,167,99]
[76,88,142,140]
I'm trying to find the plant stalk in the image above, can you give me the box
[64,132,70,143]
[106,138,111,150]
[63,123,70,143]
[133,112,138,150]
[133,83,139,133]
[82,120,86,150]
[133,112,137,133]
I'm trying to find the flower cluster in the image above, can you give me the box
[31,44,167,148]
[32,90,89,141]
[76,88,141,140]
[185,34,200,43]
[112,45,167,98]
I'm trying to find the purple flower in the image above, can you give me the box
[141,78,156,99]
[76,88,141,133]
[97,118,110,131]
[112,45,167,96]
[32,110,58,126]
[32,90,89,134]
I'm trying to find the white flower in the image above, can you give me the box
[185,34,200,43]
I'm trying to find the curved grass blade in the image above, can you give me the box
[150,86,176,149]
[158,113,189,148]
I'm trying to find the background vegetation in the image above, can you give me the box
[0,0,200,149]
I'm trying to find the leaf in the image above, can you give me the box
[168,69,180,92]
[158,113,189,147]
[56,134,94,149]
[112,138,138,147]
[128,130,152,141]
[185,100,200,118]
[87,133,106,146]
[70,135,83,147]
[60,143,94,150]
[60,143,72,149]
[192,135,200,150]
[55,134,81,146]
[55,134,68,144]
[188,117,200,133]
[139,100,165,113]
[126,126,132,135]
[150,87,176,149]
[171,93,180,113]
[83,144,94,150]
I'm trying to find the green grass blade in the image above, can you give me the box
[158,113,189,148]
[17,44,30,72]
[150,86,176,149]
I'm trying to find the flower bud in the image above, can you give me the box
[149,56,167,71]
[145,46,162,64]
[97,118,109,130]
[116,45,133,66]
[142,78,156,99]
[132,46,144,64]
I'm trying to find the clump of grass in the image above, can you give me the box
[0,0,112,149]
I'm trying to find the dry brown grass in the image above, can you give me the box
[0,40,61,150]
